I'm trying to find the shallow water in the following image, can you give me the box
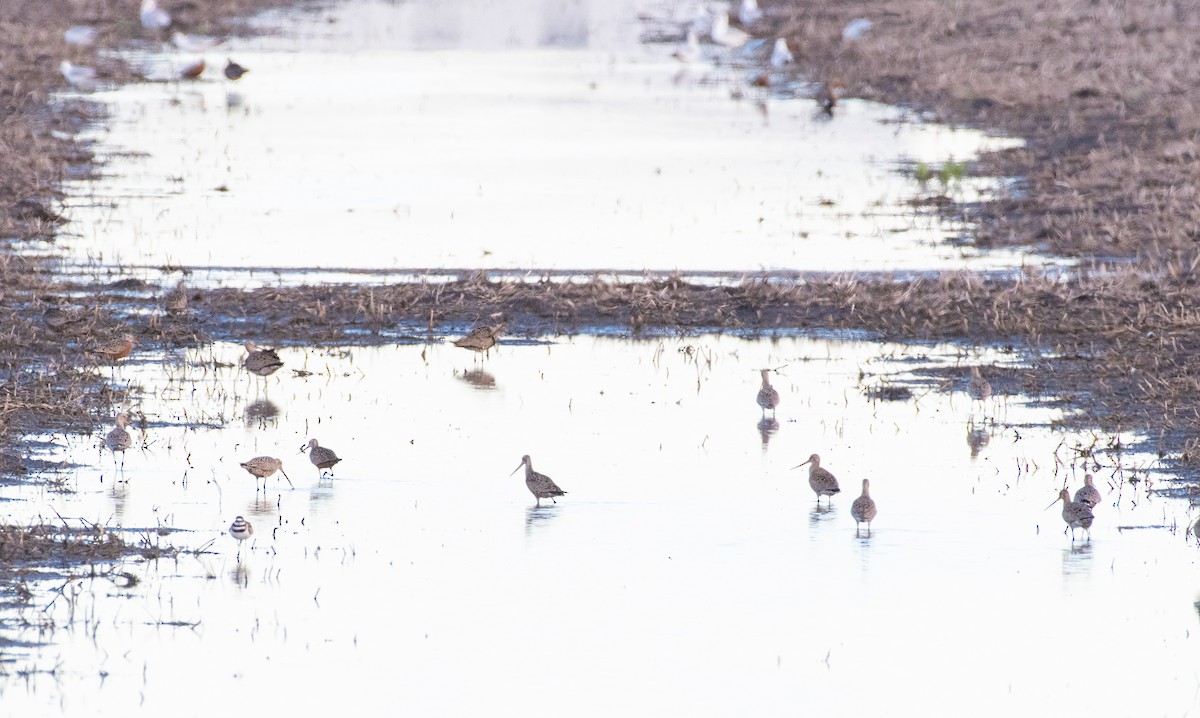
[3,335,1199,715]
[51,0,1054,288]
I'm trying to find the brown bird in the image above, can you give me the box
[968,366,992,402]
[243,340,284,377]
[239,455,293,490]
[105,413,133,468]
[1049,488,1094,542]
[43,305,87,333]
[850,479,877,535]
[1073,474,1101,509]
[89,334,136,363]
[756,369,780,418]
[793,453,841,505]
[301,438,342,477]
[163,280,189,315]
[224,59,249,80]
[179,58,205,80]
[816,81,842,113]
[510,454,567,507]
[454,322,506,357]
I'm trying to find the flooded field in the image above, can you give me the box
[50,0,1048,288]
[3,335,1200,715]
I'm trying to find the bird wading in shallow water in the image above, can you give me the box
[850,479,877,536]
[302,439,342,478]
[454,322,506,358]
[229,516,253,560]
[1073,474,1101,509]
[243,340,283,377]
[510,455,567,507]
[793,453,841,505]
[239,456,293,490]
[756,369,780,418]
[106,413,133,469]
[1048,489,1094,542]
[224,59,249,80]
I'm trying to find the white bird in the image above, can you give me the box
[672,30,702,64]
[710,13,749,48]
[842,18,873,42]
[59,61,97,91]
[738,0,763,26]
[140,0,171,31]
[172,31,223,52]
[64,25,98,47]
[770,38,794,69]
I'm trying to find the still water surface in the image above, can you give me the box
[3,335,1198,715]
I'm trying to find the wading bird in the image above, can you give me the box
[229,516,253,560]
[850,479,877,536]
[239,456,293,490]
[756,369,779,418]
[511,455,567,507]
[302,439,342,478]
[224,59,249,80]
[793,453,841,505]
[1073,474,1101,509]
[105,413,133,469]
[243,340,283,377]
[1049,488,1094,542]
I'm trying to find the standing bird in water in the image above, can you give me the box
[850,479,877,536]
[1073,474,1101,509]
[243,340,284,377]
[793,453,841,505]
[757,369,780,418]
[89,334,137,363]
[228,516,253,560]
[1049,488,1094,542]
[239,455,293,490]
[510,455,567,507]
[454,322,506,359]
[968,366,992,402]
[105,413,133,469]
[301,438,342,478]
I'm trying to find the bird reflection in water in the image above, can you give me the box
[230,562,250,588]
[524,504,563,535]
[459,368,497,390]
[245,399,279,427]
[757,417,779,447]
[966,420,990,459]
[808,503,837,527]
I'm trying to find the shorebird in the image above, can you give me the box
[1049,488,1094,542]
[301,439,342,477]
[224,59,249,81]
[850,479,877,535]
[243,340,283,377]
[738,0,763,26]
[816,81,841,114]
[179,58,205,80]
[140,0,171,31]
[163,280,188,315]
[228,516,253,560]
[756,369,779,418]
[710,12,749,48]
[672,29,702,64]
[64,25,98,47]
[60,60,97,91]
[968,366,992,402]
[43,305,87,333]
[89,334,136,363]
[770,38,794,70]
[793,453,841,505]
[240,456,293,490]
[510,455,567,507]
[1193,517,1200,544]
[1073,474,1102,509]
[105,413,133,468]
[172,31,222,52]
[454,323,505,358]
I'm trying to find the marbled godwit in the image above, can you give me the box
[302,439,342,477]
[1049,488,1094,541]
[968,366,992,402]
[105,413,133,468]
[793,453,841,504]
[850,479,877,535]
[43,306,86,333]
[757,369,780,418]
[140,0,171,31]
[89,334,136,363]
[1073,474,1102,509]
[510,455,567,507]
[164,281,188,315]
[239,456,293,490]
[770,38,793,69]
[229,516,253,560]
[454,323,506,357]
[738,0,763,25]
[224,59,249,81]
[243,340,284,377]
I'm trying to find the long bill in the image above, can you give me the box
[509,464,523,477]
[1043,496,1062,511]
[280,468,294,488]
[791,460,812,470]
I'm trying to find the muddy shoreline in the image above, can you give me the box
[3,0,1200,483]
